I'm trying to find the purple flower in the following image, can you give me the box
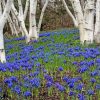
[30,78,40,88]
[63,76,70,84]
[68,83,74,89]
[24,91,32,97]
[78,66,88,73]
[44,74,53,82]
[14,86,21,95]
[76,83,84,91]
[0,87,2,92]
[58,67,63,71]
[46,81,53,88]
[96,84,100,90]
[77,93,85,100]
[90,78,96,83]
[69,91,75,96]
[8,82,13,88]
[87,90,94,95]
[90,71,98,77]
[55,83,65,92]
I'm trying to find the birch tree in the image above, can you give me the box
[0,0,13,63]
[62,0,96,44]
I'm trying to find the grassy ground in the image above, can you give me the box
[0,29,100,100]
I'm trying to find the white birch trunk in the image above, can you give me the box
[11,4,29,39]
[84,0,95,44]
[24,0,30,21]
[71,0,85,44]
[62,0,78,27]
[37,0,49,35]
[28,0,38,43]
[0,0,13,63]
[1,0,18,36]
[94,0,100,43]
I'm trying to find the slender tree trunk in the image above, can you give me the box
[37,0,49,35]
[62,0,78,27]
[84,0,95,44]
[0,0,13,63]
[28,0,38,43]
[94,0,100,43]
[24,0,30,21]
[71,0,85,44]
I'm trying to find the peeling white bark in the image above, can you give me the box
[24,0,30,21]
[11,4,29,39]
[37,0,49,34]
[62,0,78,27]
[28,0,38,43]
[94,0,100,43]
[84,0,95,44]
[0,0,13,63]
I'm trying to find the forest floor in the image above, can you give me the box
[0,29,100,100]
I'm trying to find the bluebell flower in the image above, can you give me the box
[44,74,53,82]
[24,91,32,97]
[68,83,74,89]
[63,76,70,83]
[90,70,98,77]
[4,78,11,84]
[30,78,40,88]
[8,82,13,88]
[14,86,21,95]
[72,61,78,65]
[10,76,18,82]
[23,83,30,88]
[55,83,65,92]
[77,93,85,100]
[0,87,2,92]
[87,90,94,95]
[33,71,39,77]
[58,66,63,71]
[24,77,29,82]
[46,81,53,88]
[90,78,96,83]
[76,83,84,91]
[69,91,75,96]
[96,58,100,63]
[36,62,41,67]
[78,66,88,73]
[96,84,100,90]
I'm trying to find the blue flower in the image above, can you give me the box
[14,86,21,95]
[24,91,32,97]
[90,70,98,77]
[69,91,75,96]
[30,78,40,88]
[90,78,96,83]
[78,66,88,73]
[8,82,13,88]
[77,93,85,100]
[0,87,2,92]
[46,81,53,88]
[96,84,100,90]
[76,83,84,91]
[55,83,65,92]
[44,74,53,82]
[87,90,94,95]
[68,83,74,89]
[58,66,63,71]
[63,76,70,84]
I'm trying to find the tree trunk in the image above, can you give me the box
[37,0,49,35]
[28,0,38,43]
[84,0,95,44]
[94,0,100,43]
[0,0,13,63]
